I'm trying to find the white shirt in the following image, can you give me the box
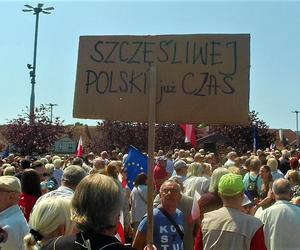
[130,185,147,223]
[259,200,300,250]
[0,205,29,250]
[183,176,210,197]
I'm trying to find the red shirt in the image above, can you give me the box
[153,163,168,192]
[18,192,38,221]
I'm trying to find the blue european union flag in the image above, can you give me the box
[124,145,148,190]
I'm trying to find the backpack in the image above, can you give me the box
[246,174,259,200]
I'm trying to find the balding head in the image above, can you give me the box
[273,178,291,201]
[93,157,106,170]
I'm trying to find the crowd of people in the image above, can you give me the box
[1,146,300,250]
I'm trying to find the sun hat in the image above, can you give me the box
[218,173,244,196]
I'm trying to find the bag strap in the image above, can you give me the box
[158,207,184,240]
[137,188,147,204]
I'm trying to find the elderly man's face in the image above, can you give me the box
[0,188,17,212]
[160,182,181,209]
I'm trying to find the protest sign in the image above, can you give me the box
[73,34,250,124]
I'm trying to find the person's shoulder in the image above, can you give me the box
[41,235,80,250]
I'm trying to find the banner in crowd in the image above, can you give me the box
[124,145,148,190]
[73,34,250,124]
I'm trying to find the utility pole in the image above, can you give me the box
[22,3,54,123]
[292,110,300,147]
[47,103,58,123]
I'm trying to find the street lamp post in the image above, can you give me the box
[292,110,300,147]
[22,3,54,123]
[47,103,58,123]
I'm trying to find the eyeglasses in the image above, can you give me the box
[161,188,180,195]
[42,173,49,177]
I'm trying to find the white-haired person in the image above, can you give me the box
[23,197,74,250]
[183,162,210,197]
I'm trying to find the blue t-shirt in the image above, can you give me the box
[138,207,184,250]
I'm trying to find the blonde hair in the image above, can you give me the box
[45,163,55,174]
[187,162,204,178]
[71,174,124,233]
[209,167,230,192]
[23,197,73,250]
[3,166,16,176]
[267,158,278,172]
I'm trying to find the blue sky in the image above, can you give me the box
[1,1,299,129]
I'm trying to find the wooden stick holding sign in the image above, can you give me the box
[146,65,156,245]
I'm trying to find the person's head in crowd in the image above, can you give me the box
[3,165,16,176]
[287,170,300,186]
[45,163,55,176]
[93,157,106,171]
[61,165,87,190]
[190,147,196,156]
[31,160,47,182]
[159,179,182,213]
[209,167,230,192]
[0,175,21,212]
[290,149,298,158]
[173,151,179,160]
[40,158,48,166]
[194,153,205,163]
[10,161,20,173]
[227,151,237,161]
[267,157,278,172]
[71,174,124,235]
[199,148,206,155]
[117,152,123,161]
[204,154,213,165]
[258,152,267,165]
[259,165,273,183]
[23,197,74,249]
[174,159,188,177]
[53,158,63,169]
[156,155,167,167]
[72,157,83,167]
[228,166,242,175]
[249,157,261,173]
[218,173,245,205]
[178,149,186,159]
[105,161,119,179]
[21,169,42,198]
[157,149,164,156]
[134,172,147,187]
[186,162,204,178]
[290,157,299,170]
[20,158,31,171]
[45,155,52,163]
[87,152,95,162]
[282,149,291,159]
[100,150,109,160]
[272,178,292,201]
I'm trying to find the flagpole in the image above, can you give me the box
[146,65,156,245]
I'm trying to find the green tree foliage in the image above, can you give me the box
[2,105,65,155]
[87,120,188,153]
[211,111,276,153]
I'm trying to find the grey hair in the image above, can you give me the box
[273,178,291,197]
[71,174,124,232]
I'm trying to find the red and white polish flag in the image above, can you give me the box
[76,136,83,157]
[180,124,196,147]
